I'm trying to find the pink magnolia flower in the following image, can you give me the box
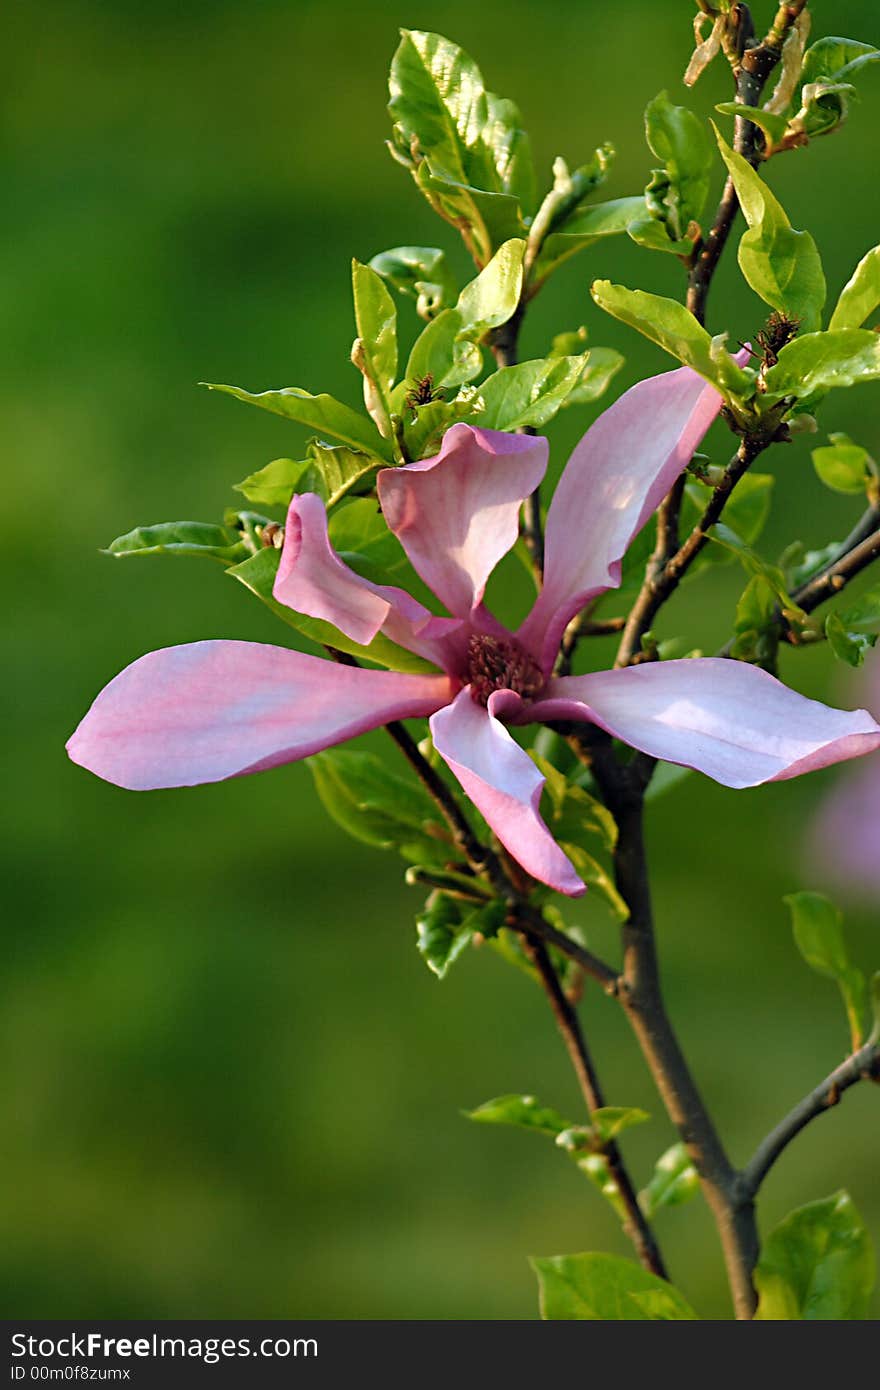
[68,365,880,896]
[808,656,880,898]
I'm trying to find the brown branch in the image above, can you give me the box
[742,1039,880,1198]
[792,526,880,616]
[522,937,669,1280]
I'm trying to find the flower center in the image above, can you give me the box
[467,633,544,707]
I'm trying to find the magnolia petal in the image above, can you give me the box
[377,424,548,619]
[519,365,724,671]
[527,659,880,789]
[274,493,463,666]
[430,687,585,896]
[67,640,453,790]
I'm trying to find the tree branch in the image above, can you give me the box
[742,1038,880,1198]
[792,526,880,616]
[522,937,669,1279]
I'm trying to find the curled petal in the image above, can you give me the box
[377,424,548,619]
[526,658,880,789]
[67,640,453,790]
[274,493,463,667]
[519,366,724,671]
[430,688,584,896]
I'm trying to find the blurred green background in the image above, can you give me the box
[4,0,880,1319]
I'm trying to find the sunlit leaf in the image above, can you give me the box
[531,1252,698,1320]
[754,1191,875,1320]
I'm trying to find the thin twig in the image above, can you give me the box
[522,937,669,1279]
[742,1039,880,1198]
[792,527,880,615]
[490,306,544,577]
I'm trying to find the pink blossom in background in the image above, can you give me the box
[808,655,880,898]
[68,365,880,896]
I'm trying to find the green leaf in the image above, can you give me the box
[205,382,392,460]
[103,520,248,564]
[730,575,780,665]
[415,893,473,979]
[465,1093,573,1137]
[413,163,526,268]
[829,246,880,331]
[641,91,713,242]
[233,457,310,510]
[825,612,877,667]
[754,1191,875,1320]
[309,748,454,869]
[793,38,880,139]
[591,280,752,397]
[369,245,458,320]
[469,354,588,430]
[455,238,526,342]
[833,583,880,636]
[713,128,825,333]
[714,102,789,148]
[627,217,693,257]
[533,196,644,286]
[564,346,625,406]
[763,329,880,402]
[401,307,484,391]
[388,29,533,262]
[574,1106,650,1146]
[531,1252,698,1321]
[351,260,398,437]
[784,891,865,1048]
[300,439,385,511]
[639,1143,699,1219]
[534,755,617,852]
[812,433,875,494]
[226,547,432,674]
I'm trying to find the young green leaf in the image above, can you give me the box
[103,521,248,564]
[400,308,484,391]
[639,1143,699,1219]
[754,1191,875,1320]
[204,382,393,460]
[300,440,385,511]
[824,613,877,668]
[531,1252,698,1321]
[763,329,880,402]
[465,1094,574,1137]
[564,346,625,406]
[784,891,865,1049]
[351,260,398,437]
[369,246,458,320]
[714,102,789,149]
[532,196,643,287]
[640,91,713,243]
[713,128,825,332]
[829,246,880,331]
[812,433,875,495]
[309,748,454,867]
[415,892,473,979]
[388,29,533,263]
[455,238,526,342]
[591,281,752,397]
[234,457,310,510]
[469,354,588,430]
